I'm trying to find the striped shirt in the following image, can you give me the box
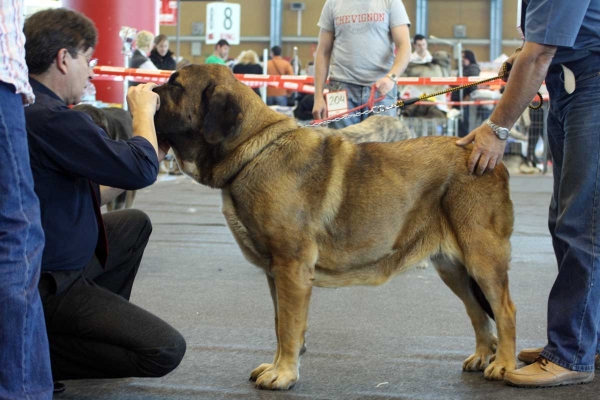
[0,0,34,104]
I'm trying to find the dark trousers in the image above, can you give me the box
[38,209,186,380]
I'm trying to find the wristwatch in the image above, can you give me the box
[486,119,510,140]
[387,73,398,83]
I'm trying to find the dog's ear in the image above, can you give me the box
[202,85,242,144]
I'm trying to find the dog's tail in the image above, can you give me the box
[469,277,495,320]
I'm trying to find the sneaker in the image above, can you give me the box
[518,347,600,370]
[504,357,594,388]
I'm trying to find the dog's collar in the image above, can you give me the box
[217,121,299,188]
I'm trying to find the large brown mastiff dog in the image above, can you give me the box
[153,64,516,390]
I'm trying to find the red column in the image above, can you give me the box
[63,0,159,104]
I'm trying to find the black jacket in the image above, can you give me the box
[451,63,481,101]
[26,79,158,272]
[232,63,263,96]
[149,49,176,70]
[129,49,151,69]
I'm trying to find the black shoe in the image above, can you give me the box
[53,381,66,394]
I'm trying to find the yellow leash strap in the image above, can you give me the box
[396,55,543,111]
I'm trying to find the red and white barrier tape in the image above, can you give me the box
[92,66,506,94]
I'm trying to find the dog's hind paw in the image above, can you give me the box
[255,367,298,390]
[463,352,493,372]
[249,363,274,381]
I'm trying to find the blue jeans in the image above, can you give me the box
[0,82,53,399]
[267,95,288,106]
[327,79,398,129]
[539,53,600,372]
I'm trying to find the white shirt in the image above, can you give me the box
[410,50,433,64]
[0,0,34,104]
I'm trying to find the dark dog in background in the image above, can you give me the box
[72,104,136,211]
[321,115,415,144]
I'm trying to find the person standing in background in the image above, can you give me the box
[129,30,157,88]
[312,0,412,128]
[232,50,263,97]
[150,34,176,70]
[452,50,480,137]
[409,34,433,64]
[0,1,53,399]
[266,46,294,106]
[129,30,157,70]
[205,39,230,65]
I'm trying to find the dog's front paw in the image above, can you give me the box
[483,359,516,380]
[254,366,298,390]
[249,363,274,381]
[463,351,494,372]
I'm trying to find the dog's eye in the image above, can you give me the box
[171,81,183,89]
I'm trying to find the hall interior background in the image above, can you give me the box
[163,0,522,71]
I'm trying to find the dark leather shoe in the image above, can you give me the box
[518,347,600,370]
[53,381,66,394]
[504,357,594,388]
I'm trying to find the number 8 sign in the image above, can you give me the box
[206,2,241,45]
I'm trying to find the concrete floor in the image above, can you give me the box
[58,173,600,399]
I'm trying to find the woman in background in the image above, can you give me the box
[129,30,157,70]
[232,50,263,96]
[129,30,157,88]
[150,34,176,70]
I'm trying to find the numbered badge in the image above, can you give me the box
[326,90,348,118]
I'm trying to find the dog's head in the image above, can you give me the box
[153,64,289,187]
[153,64,247,145]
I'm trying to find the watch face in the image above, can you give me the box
[498,128,509,140]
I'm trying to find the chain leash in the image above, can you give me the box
[308,103,399,127]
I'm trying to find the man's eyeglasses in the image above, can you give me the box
[76,52,98,68]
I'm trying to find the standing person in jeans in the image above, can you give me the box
[312,0,412,128]
[23,8,186,388]
[0,1,53,399]
[457,0,600,388]
[266,46,294,106]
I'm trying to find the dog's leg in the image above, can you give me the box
[125,190,136,209]
[106,192,127,211]
[250,275,280,380]
[442,181,517,380]
[432,255,498,372]
[253,256,314,390]
[250,273,306,384]
[463,246,516,380]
